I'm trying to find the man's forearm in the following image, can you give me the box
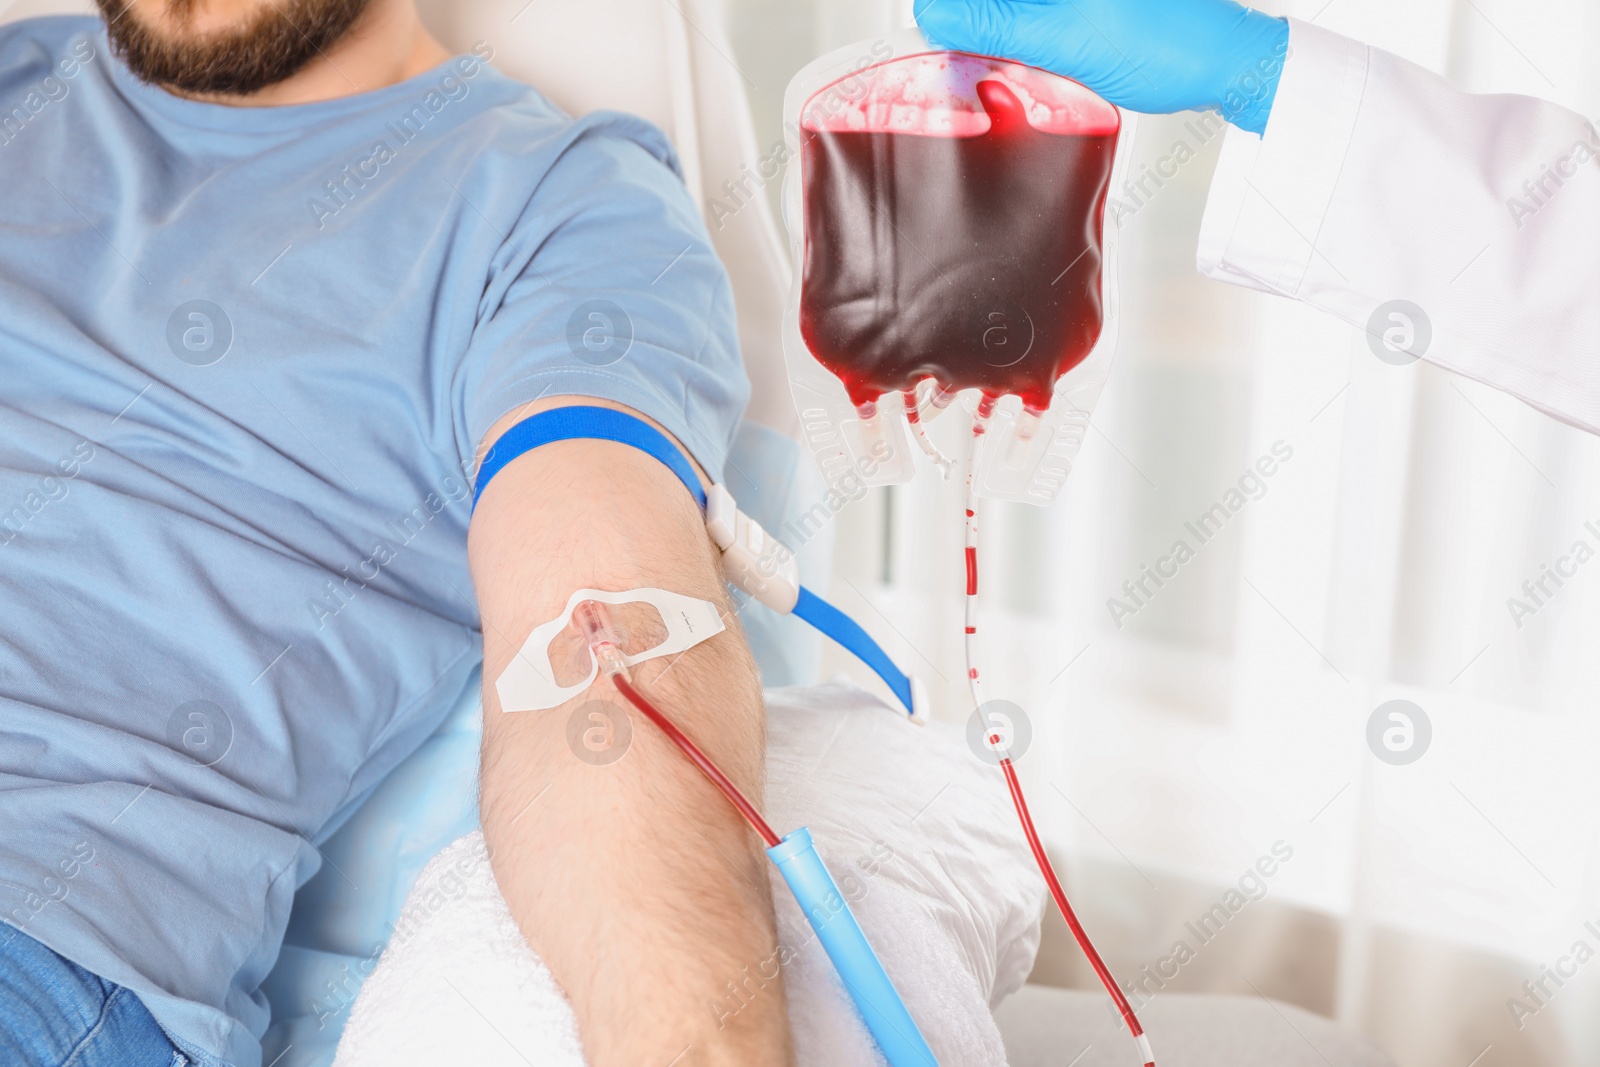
[468,402,793,1066]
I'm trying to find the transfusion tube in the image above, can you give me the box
[855,399,891,466]
[923,382,960,421]
[1003,404,1044,470]
[902,388,955,479]
[576,600,938,1067]
[961,418,1157,1067]
[577,599,781,848]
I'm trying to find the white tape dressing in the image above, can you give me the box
[495,587,725,713]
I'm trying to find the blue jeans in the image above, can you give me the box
[0,922,189,1067]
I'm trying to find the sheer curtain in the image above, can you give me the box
[721,1,1600,1065]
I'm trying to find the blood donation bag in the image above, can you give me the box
[781,32,1132,505]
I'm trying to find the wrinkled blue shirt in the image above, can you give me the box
[0,17,746,1066]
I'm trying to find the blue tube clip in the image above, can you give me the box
[766,827,938,1066]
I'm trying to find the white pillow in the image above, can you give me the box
[332,679,1046,1066]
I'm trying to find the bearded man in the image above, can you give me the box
[0,3,790,1065]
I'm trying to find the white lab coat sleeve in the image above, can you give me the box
[1197,17,1600,434]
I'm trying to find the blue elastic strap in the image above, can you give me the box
[792,587,915,715]
[472,406,917,717]
[474,406,706,511]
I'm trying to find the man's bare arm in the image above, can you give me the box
[468,397,793,1067]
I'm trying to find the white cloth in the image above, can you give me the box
[1199,17,1600,434]
[331,681,1047,1067]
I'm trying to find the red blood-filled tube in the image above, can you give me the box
[611,673,781,850]
[574,599,781,849]
[962,419,1155,1067]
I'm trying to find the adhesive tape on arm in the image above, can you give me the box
[495,587,725,713]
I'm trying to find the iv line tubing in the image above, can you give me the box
[611,673,781,849]
[963,403,1155,1067]
[582,604,939,1066]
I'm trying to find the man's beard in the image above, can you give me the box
[96,0,376,96]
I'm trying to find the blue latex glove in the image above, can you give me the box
[913,0,1291,135]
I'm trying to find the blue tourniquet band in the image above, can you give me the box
[471,407,918,717]
[473,405,707,510]
[792,587,916,715]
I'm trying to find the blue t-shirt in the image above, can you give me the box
[0,17,747,1067]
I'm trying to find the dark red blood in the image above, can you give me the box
[799,79,1116,411]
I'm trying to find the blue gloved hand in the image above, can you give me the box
[913,0,1291,135]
